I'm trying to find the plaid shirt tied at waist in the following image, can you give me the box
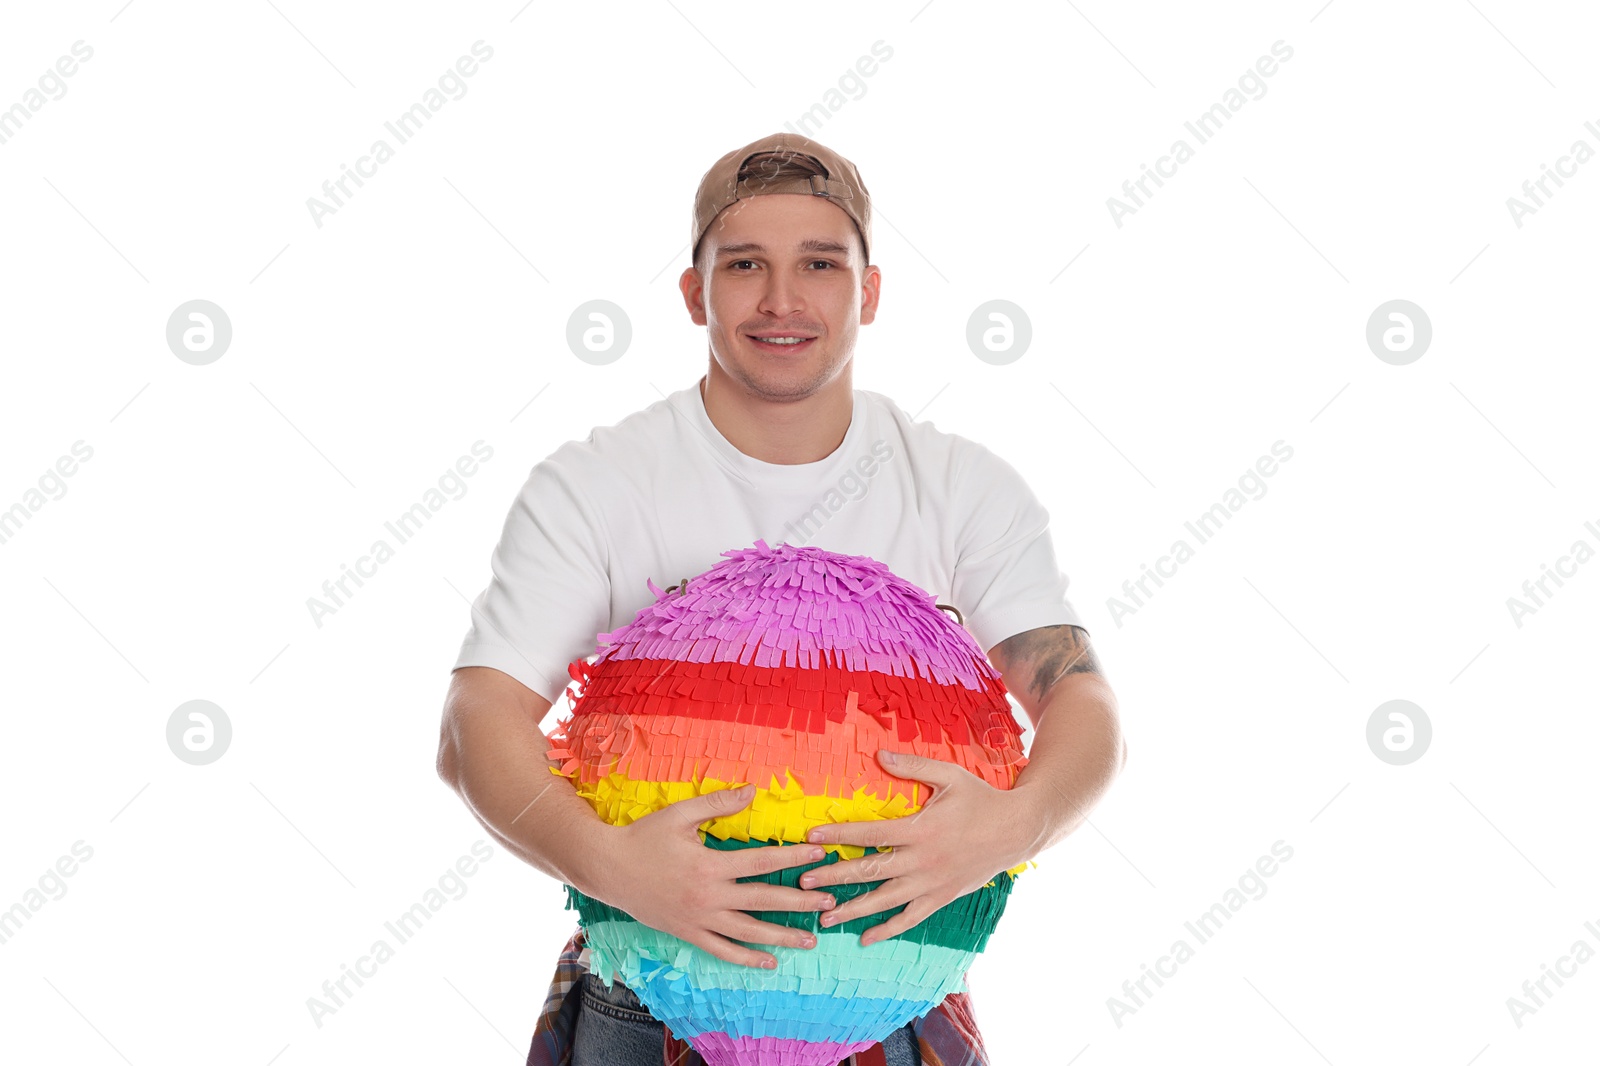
[525,923,991,1066]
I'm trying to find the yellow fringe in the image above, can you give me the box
[551,765,1030,877]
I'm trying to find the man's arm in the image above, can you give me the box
[987,624,1127,859]
[795,622,1126,944]
[436,665,613,896]
[437,664,837,967]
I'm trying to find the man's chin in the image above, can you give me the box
[730,365,831,402]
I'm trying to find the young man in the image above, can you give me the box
[436,133,1127,1066]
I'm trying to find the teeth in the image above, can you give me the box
[756,336,809,345]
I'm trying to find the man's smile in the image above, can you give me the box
[746,331,819,354]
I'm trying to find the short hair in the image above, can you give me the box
[694,151,867,275]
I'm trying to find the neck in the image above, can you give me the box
[699,362,853,465]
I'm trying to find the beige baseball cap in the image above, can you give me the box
[690,132,872,266]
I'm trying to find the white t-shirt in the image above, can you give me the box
[453,378,1086,707]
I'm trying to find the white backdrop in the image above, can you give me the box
[2,1,1596,1063]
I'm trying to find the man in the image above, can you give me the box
[436,132,1126,1066]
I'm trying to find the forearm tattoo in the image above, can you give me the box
[990,624,1103,703]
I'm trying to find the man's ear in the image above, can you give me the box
[859,265,882,325]
[680,267,708,326]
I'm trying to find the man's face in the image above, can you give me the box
[681,193,881,403]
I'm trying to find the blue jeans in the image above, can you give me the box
[571,970,922,1066]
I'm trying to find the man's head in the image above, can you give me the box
[681,135,881,404]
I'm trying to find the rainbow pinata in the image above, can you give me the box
[545,539,1031,1066]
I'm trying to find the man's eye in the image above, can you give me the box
[727,259,834,271]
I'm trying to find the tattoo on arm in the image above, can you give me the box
[990,625,1103,703]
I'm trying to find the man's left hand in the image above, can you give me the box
[796,748,1039,946]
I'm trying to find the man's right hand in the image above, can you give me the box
[589,783,839,970]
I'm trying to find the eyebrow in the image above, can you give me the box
[714,238,852,259]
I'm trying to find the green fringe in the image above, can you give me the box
[565,836,1019,952]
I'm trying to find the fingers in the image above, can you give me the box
[732,882,837,915]
[798,847,897,890]
[854,896,936,947]
[666,783,755,829]
[807,811,920,850]
[745,841,830,877]
[681,910,822,971]
[685,929,784,971]
[815,880,914,934]
[721,911,820,955]
[716,845,838,913]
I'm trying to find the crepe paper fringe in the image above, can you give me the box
[549,768,1030,878]
[588,540,999,693]
[703,832,1024,926]
[572,908,993,1063]
[580,919,979,999]
[566,837,1019,957]
[553,656,1024,773]
[549,541,1028,1065]
[562,768,912,862]
[689,1030,875,1066]
[546,704,1024,802]
[574,920,980,1053]
[581,919,972,1013]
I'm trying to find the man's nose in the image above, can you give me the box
[758,274,805,317]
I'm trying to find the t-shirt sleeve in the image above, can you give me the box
[948,443,1087,657]
[452,455,612,708]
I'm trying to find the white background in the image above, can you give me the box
[2,1,1597,1063]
